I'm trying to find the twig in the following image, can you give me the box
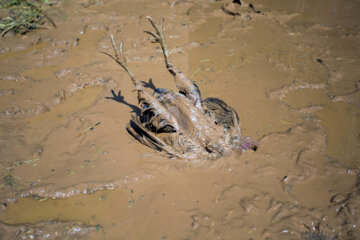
[77,121,101,137]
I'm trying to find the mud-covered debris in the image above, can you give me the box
[0,220,101,240]
[103,17,258,160]
[222,1,263,16]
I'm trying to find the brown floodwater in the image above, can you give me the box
[0,0,359,239]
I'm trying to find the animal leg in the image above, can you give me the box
[103,35,180,132]
[146,17,202,109]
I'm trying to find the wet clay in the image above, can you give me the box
[0,0,360,239]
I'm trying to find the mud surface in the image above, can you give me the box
[0,0,359,239]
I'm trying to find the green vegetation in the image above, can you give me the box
[0,0,55,36]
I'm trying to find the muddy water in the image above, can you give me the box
[0,0,359,239]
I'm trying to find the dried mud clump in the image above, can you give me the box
[104,17,257,160]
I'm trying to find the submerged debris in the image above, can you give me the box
[104,17,257,160]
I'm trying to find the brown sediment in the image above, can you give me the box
[1,122,359,239]
[0,0,359,239]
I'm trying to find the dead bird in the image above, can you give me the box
[103,17,257,160]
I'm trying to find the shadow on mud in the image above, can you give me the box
[105,78,158,115]
[106,89,141,115]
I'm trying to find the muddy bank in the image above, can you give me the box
[0,0,359,239]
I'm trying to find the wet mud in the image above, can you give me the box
[0,0,359,239]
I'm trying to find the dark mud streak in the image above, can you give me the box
[257,124,294,142]
[295,149,309,166]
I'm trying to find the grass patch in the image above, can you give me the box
[0,0,55,36]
